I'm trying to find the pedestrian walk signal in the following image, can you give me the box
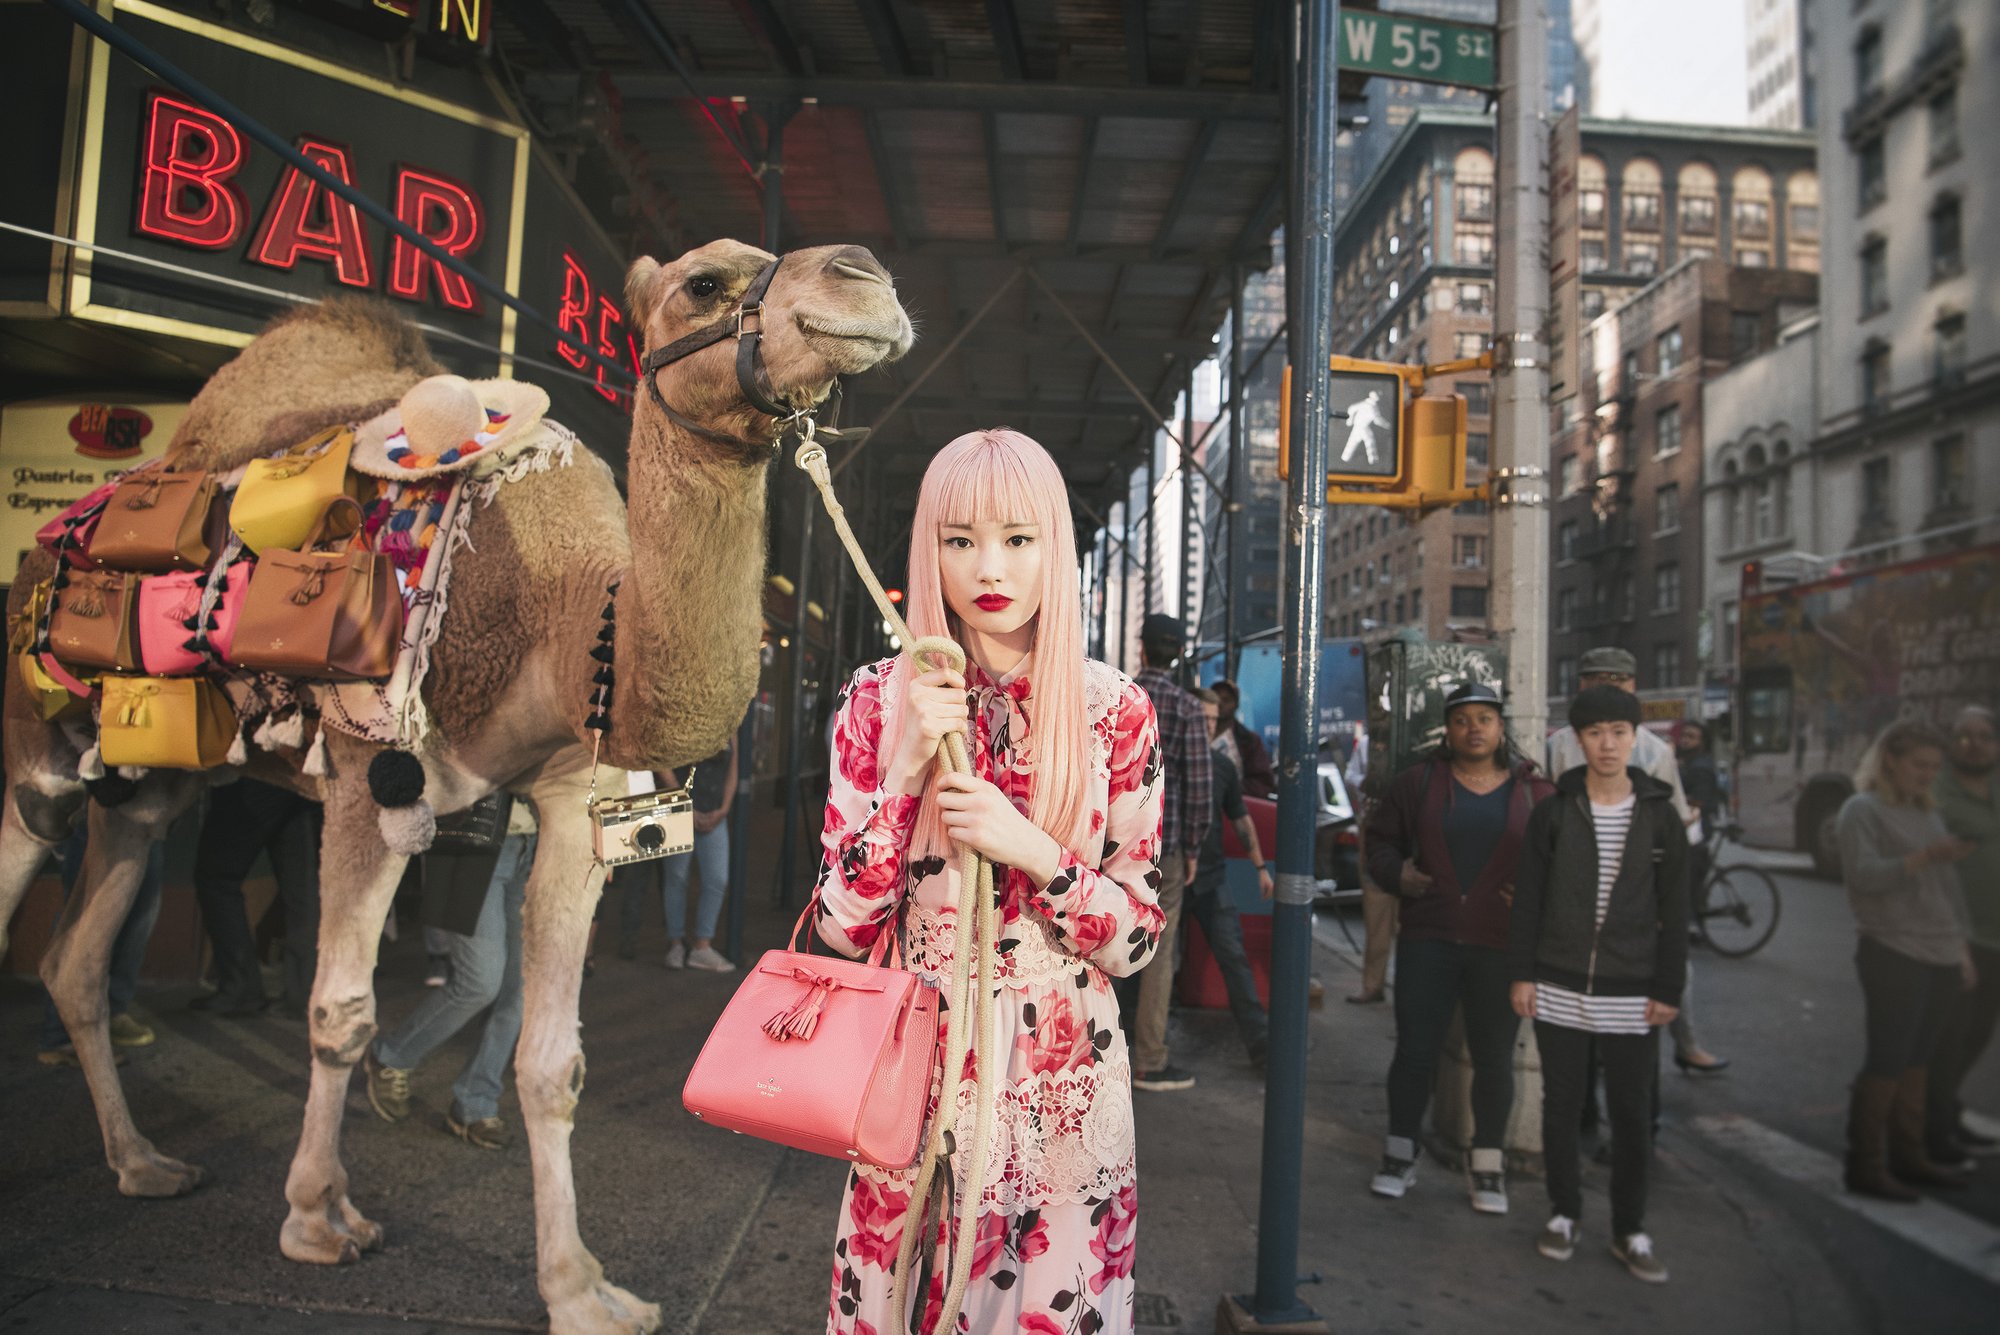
[1327,359,1413,485]
[1276,353,1489,514]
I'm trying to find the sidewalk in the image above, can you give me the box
[0,800,1868,1334]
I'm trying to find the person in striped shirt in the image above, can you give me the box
[1509,685,1689,1284]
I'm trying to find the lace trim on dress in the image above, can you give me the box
[905,906,1084,992]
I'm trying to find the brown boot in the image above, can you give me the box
[1889,1067,1972,1188]
[1845,1075,1918,1201]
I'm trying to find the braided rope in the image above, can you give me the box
[796,437,996,1334]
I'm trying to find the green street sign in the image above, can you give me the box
[1338,10,1496,90]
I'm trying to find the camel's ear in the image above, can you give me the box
[625,257,663,327]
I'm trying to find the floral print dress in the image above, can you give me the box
[816,653,1165,1335]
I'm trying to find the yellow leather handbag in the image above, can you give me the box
[99,675,236,769]
[15,654,88,723]
[229,425,359,553]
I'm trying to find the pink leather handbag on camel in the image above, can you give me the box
[681,900,938,1169]
[137,561,251,675]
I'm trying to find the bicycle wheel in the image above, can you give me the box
[1698,864,1782,957]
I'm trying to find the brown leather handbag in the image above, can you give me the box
[46,569,143,671]
[228,498,403,680]
[86,469,221,572]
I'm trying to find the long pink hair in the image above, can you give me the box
[879,428,1093,856]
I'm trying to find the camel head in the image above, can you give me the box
[625,239,913,451]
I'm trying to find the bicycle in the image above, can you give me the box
[1693,820,1782,957]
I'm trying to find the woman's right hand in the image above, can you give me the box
[1908,837,1977,874]
[890,667,968,789]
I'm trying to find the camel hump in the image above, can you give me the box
[168,297,446,475]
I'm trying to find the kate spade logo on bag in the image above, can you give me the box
[756,1078,782,1098]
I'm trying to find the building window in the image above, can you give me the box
[1862,341,1891,413]
[1737,247,1770,268]
[1455,534,1486,568]
[1459,180,1494,222]
[1556,657,1578,699]
[1462,381,1491,415]
[1656,404,1682,458]
[1580,188,1607,229]
[1581,238,1608,273]
[1558,518,1579,562]
[1656,327,1683,375]
[1750,472,1789,543]
[1614,573,1635,621]
[1683,245,1715,262]
[1733,197,1772,240]
[1624,190,1662,233]
[1654,643,1683,688]
[1680,194,1717,235]
[1932,435,1968,512]
[1790,202,1820,241]
[1731,311,1761,361]
[1557,586,1579,631]
[1655,563,1681,614]
[1624,240,1661,276]
[1720,600,1738,667]
[1859,137,1885,212]
[1930,195,1962,280]
[1860,239,1888,316]
[1582,289,1607,319]
[1455,331,1487,359]
[1394,594,1407,623]
[1656,483,1681,534]
[1458,281,1489,314]
[1855,26,1882,95]
[1450,585,1488,619]
[1455,229,1495,266]
[1935,311,1967,387]
[1930,87,1960,166]
[1861,456,1893,529]
[1466,432,1489,467]
[1559,455,1581,495]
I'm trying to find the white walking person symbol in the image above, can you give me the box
[1342,389,1388,465]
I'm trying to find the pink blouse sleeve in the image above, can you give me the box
[812,664,917,957]
[1020,679,1166,977]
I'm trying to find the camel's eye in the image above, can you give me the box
[687,275,720,299]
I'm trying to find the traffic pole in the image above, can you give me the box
[1222,3,1337,1332]
[1225,270,1248,680]
[1492,0,1552,746]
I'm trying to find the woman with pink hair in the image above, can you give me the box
[815,428,1166,1334]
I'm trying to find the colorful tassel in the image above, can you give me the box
[762,972,842,1042]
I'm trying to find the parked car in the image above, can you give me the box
[1314,761,1361,899]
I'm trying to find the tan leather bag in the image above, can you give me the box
[46,569,143,671]
[229,498,403,680]
[86,469,220,572]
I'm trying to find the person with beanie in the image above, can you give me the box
[1511,684,1689,1284]
[1364,682,1553,1214]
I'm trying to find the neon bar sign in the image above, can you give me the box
[555,252,642,406]
[134,90,487,312]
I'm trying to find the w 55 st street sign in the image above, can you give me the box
[1339,10,1496,90]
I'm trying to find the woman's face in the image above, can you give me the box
[939,518,1043,640]
[1884,744,1945,803]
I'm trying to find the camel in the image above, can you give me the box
[0,238,913,1333]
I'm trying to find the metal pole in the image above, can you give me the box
[1493,0,1552,747]
[1179,364,1199,683]
[1226,272,1249,679]
[1119,495,1133,671]
[1239,0,1335,1328]
[1144,425,1159,617]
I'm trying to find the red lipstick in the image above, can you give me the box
[974,594,1013,612]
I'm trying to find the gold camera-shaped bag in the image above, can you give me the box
[591,788,695,866]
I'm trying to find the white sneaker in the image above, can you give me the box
[1612,1232,1669,1283]
[686,946,736,973]
[664,942,686,970]
[1369,1135,1418,1199]
[1537,1215,1578,1261]
[1467,1147,1508,1215]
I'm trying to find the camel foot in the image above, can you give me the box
[547,1280,662,1335]
[280,1204,382,1266]
[115,1151,206,1198]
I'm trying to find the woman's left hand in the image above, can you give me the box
[934,771,1062,887]
[1645,999,1680,1027]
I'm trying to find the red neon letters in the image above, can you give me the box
[133,90,488,310]
[136,94,247,250]
[390,168,485,311]
[556,252,640,408]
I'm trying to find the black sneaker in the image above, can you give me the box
[1133,1065,1196,1091]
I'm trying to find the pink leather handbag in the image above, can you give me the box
[137,562,250,675]
[36,477,124,572]
[682,903,938,1169]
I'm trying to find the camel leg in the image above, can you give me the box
[0,783,74,960]
[280,768,403,1266]
[44,794,205,1198]
[520,767,661,1335]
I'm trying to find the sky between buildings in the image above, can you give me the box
[1588,0,1751,125]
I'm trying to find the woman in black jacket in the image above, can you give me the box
[1509,686,1688,1285]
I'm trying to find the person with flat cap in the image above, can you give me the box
[1365,680,1554,1214]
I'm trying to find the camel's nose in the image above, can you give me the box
[824,246,892,287]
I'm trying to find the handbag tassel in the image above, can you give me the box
[762,973,842,1042]
[77,745,105,781]
[289,567,328,605]
[302,726,330,777]
[66,587,106,618]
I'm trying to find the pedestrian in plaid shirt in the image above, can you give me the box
[1123,612,1213,1090]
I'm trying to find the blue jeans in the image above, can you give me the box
[661,819,730,941]
[39,827,166,1050]
[1185,876,1269,1055]
[374,833,534,1121]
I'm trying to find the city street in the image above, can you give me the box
[3,842,1995,1334]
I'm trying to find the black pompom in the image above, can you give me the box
[206,616,220,630]
[589,643,614,664]
[182,616,201,631]
[181,636,205,653]
[600,602,616,621]
[593,666,614,686]
[52,572,69,590]
[597,623,615,643]
[607,579,621,595]
[213,574,229,592]
[584,713,611,733]
[87,774,139,807]
[367,749,427,808]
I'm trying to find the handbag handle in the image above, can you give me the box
[299,496,366,553]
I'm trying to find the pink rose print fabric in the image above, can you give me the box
[818,655,1164,1335]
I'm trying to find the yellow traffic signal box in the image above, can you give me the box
[1276,355,1487,513]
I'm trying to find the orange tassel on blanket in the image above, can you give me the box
[763,969,844,1042]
